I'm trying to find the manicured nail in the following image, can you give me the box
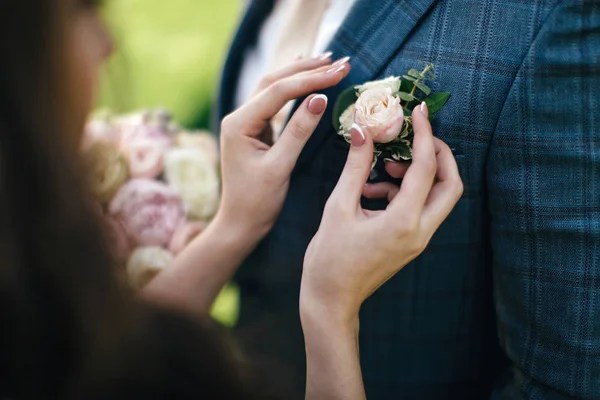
[383,158,396,163]
[316,51,333,60]
[327,64,346,74]
[420,102,428,117]
[334,56,351,66]
[351,123,365,147]
[308,94,328,115]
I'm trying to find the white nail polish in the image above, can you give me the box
[334,56,351,66]
[327,64,346,74]
[309,94,328,108]
[420,102,425,112]
[351,123,365,140]
[317,51,333,60]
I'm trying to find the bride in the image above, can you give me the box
[0,0,462,398]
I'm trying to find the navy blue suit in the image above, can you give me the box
[217,1,600,398]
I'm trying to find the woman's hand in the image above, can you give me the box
[300,103,463,399]
[215,56,350,244]
[144,57,350,315]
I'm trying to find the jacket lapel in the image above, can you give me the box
[216,0,275,125]
[294,0,439,171]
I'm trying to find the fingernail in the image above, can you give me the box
[316,51,333,60]
[351,123,365,147]
[327,64,346,74]
[308,94,328,115]
[334,56,351,66]
[335,56,351,65]
[383,158,396,163]
[420,102,428,117]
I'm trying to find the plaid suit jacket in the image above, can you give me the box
[216,0,600,398]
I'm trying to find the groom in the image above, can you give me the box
[217,0,600,398]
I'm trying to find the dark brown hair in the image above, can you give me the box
[0,1,262,398]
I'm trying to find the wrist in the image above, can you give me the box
[299,290,360,337]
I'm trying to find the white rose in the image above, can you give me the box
[355,76,401,94]
[164,148,221,220]
[82,119,120,150]
[175,131,219,167]
[354,87,405,143]
[126,246,173,289]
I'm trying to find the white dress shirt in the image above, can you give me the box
[235,0,358,109]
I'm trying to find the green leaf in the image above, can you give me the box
[387,140,413,161]
[402,75,416,82]
[424,92,451,115]
[407,69,421,78]
[399,78,413,94]
[397,92,415,102]
[331,86,359,130]
[414,81,431,96]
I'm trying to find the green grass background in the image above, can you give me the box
[99,0,243,326]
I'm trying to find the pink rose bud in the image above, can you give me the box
[109,179,186,247]
[354,87,404,143]
[120,125,171,179]
[126,246,173,290]
[168,220,207,255]
[125,137,166,179]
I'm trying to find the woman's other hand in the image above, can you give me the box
[300,103,463,399]
[301,102,463,324]
[215,57,350,244]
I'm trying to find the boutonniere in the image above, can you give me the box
[332,63,450,167]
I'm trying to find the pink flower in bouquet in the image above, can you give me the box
[109,179,186,247]
[169,220,207,255]
[126,246,173,289]
[120,125,171,179]
[354,86,404,143]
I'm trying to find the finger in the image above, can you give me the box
[233,61,350,135]
[384,159,410,179]
[266,94,328,174]
[388,102,436,215]
[254,54,333,95]
[362,182,400,202]
[420,138,464,232]
[329,124,374,212]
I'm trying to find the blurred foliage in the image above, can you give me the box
[99,0,243,325]
[98,0,243,130]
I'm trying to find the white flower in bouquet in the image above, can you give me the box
[175,131,219,167]
[109,179,186,247]
[83,141,129,204]
[126,246,173,289]
[82,118,120,150]
[164,148,220,220]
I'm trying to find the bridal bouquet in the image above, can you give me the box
[333,63,450,168]
[82,108,220,289]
